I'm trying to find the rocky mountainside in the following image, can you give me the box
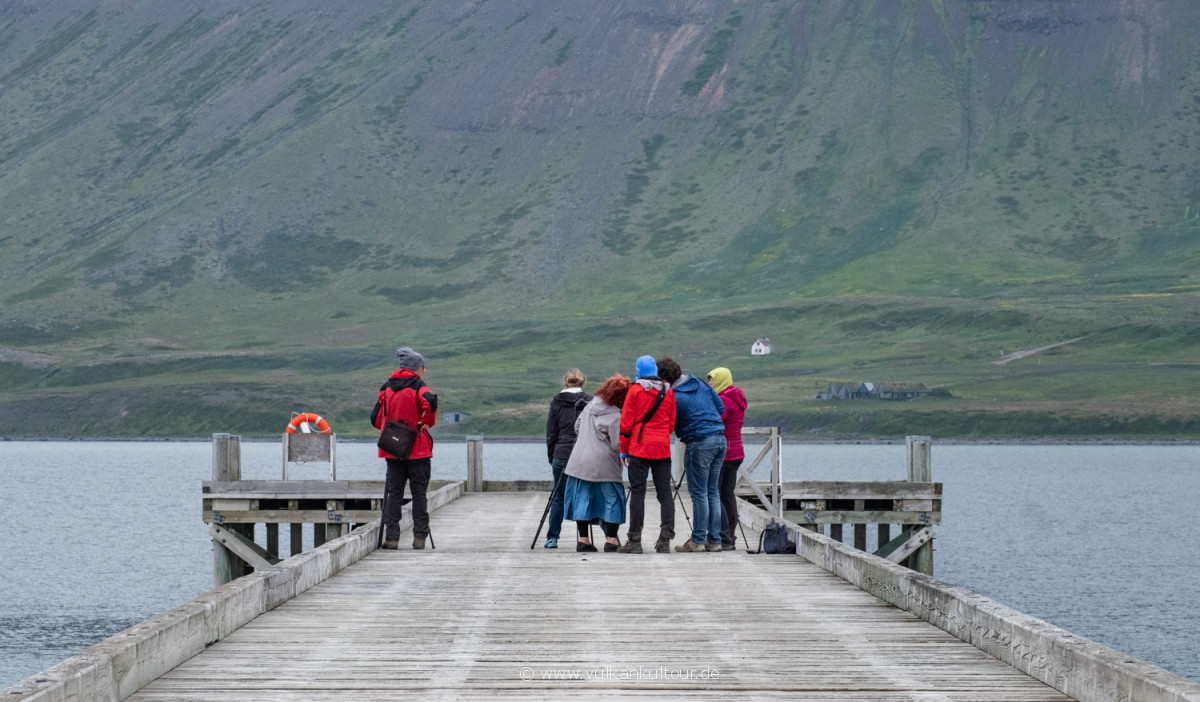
[1,0,1197,437]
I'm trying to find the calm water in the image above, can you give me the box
[1,441,1197,686]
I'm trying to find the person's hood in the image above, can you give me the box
[708,367,733,393]
[552,388,583,405]
[635,377,667,393]
[589,398,620,416]
[670,375,706,394]
[385,368,425,390]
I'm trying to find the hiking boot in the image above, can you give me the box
[675,539,706,552]
[654,536,671,553]
[544,537,558,549]
[721,543,736,551]
[412,537,426,550]
[382,540,399,550]
[577,541,598,552]
[617,533,642,554]
[705,542,722,552]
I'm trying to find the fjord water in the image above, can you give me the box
[1,441,1197,687]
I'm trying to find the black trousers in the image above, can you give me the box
[626,456,675,539]
[384,457,431,540]
[718,458,744,546]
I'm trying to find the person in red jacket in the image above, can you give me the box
[370,347,438,550]
[617,355,676,553]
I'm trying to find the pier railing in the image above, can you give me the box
[732,497,1200,702]
[208,431,938,582]
[732,434,939,574]
[207,432,457,586]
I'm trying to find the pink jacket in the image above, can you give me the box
[718,386,747,461]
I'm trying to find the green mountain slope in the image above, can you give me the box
[1,0,1198,439]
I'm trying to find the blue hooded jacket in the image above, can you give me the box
[671,375,725,443]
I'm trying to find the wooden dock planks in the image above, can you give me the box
[131,492,1069,701]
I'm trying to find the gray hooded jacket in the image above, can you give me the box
[563,397,623,483]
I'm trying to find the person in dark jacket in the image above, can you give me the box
[617,355,676,554]
[544,368,592,548]
[657,357,726,552]
[370,347,438,550]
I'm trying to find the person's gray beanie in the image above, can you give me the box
[395,347,425,370]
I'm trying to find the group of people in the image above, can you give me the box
[368,346,748,554]
[544,355,747,553]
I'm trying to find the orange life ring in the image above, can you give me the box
[286,412,331,434]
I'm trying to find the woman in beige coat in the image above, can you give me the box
[562,374,631,552]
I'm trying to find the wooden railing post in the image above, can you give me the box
[212,433,245,587]
[466,436,484,492]
[907,435,932,483]
[906,435,934,575]
[771,427,782,518]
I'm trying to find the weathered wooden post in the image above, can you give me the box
[906,435,934,575]
[290,517,303,558]
[466,436,484,492]
[770,427,782,518]
[212,433,245,586]
[907,435,932,483]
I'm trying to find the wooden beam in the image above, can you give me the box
[853,523,867,551]
[205,509,386,524]
[912,537,934,576]
[737,462,777,515]
[783,509,941,525]
[874,526,934,564]
[873,526,912,559]
[738,480,943,500]
[208,525,276,572]
[290,523,302,558]
[736,437,774,487]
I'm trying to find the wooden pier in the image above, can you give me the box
[205,431,940,583]
[6,433,1200,701]
[130,491,1065,701]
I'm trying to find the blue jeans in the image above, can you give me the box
[684,433,727,545]
[547,457,568,539]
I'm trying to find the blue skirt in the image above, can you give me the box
[563,475,626,524]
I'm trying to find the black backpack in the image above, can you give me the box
[755,520,796,554]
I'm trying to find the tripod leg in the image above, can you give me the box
[531,466,567,549]
[672,473,693,531]
[377,469,391,549]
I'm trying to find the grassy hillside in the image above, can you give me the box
[0,1,1198,439]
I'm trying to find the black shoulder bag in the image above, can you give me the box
[376,385,423,459]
